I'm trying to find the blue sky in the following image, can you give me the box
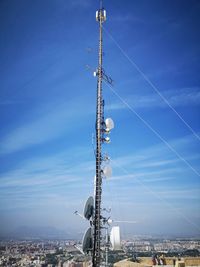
[0,0,200,238]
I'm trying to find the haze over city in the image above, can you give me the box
[0,0,200,238]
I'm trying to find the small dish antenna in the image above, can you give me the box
[102,165,112,178]
[110,226,121,250]
[82,227,93,254]
[105,118,114,132]
[103,136,110,143]
[83,196,94,220]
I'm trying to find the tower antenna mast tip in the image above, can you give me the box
[100,0,103,9]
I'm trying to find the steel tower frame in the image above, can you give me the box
[92,1,106,266]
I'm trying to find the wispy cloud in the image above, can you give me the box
[157,188,200,200]
[108,134,200,190]
[0,147,93,187]
[114,133,199,162]
[106,87,200,111]
[0,147,95,210]
[0,133,199,232]
[0,98,92,154]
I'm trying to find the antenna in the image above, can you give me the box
[100,0,103,9]
[81,1,116,266]
[88,65,114,86]
[83,196,94,220]
[74,211,85,220]
[82,227,93,254]
[93,1,112,266]
[110,226,121,250]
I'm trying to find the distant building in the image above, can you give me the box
[62,260,90,267]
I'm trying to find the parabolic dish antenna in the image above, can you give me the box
[103,165,112,178]
[83,196,94,220]
[82,227,93,254]
[110,226,121,250]
[105,118,114,131]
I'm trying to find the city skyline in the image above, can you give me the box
[0,0,200,237]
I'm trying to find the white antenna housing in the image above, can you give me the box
[96,9,106,22]
[103,10,106,21]
[102,165,112,178]
[96,11,99,21]
[110,226,121,250]
[103,136,110,143]
[105,118,114,132]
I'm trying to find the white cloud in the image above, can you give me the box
[0,133,199,233]
[114,133,199,162]
[109,133,200,188]
[0,147,93,188]
[157,188,200,200]
[107,87,200,111]
[0,99,92,154]
[0,148,95,212]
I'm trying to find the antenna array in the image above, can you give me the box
[80,2,119,267]
[93,3,109,265]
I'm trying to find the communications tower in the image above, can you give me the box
[93,0,106,266]
[80,1,116,267]
[93,1,113,266]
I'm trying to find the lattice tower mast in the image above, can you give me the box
[92,0,106,266]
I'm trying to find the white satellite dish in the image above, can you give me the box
[104,136,110,143]
[82,227,93,254]
[105,118,114,132]
[83,196,94,220]
[110,226,121,250]
[103,165,112,178]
